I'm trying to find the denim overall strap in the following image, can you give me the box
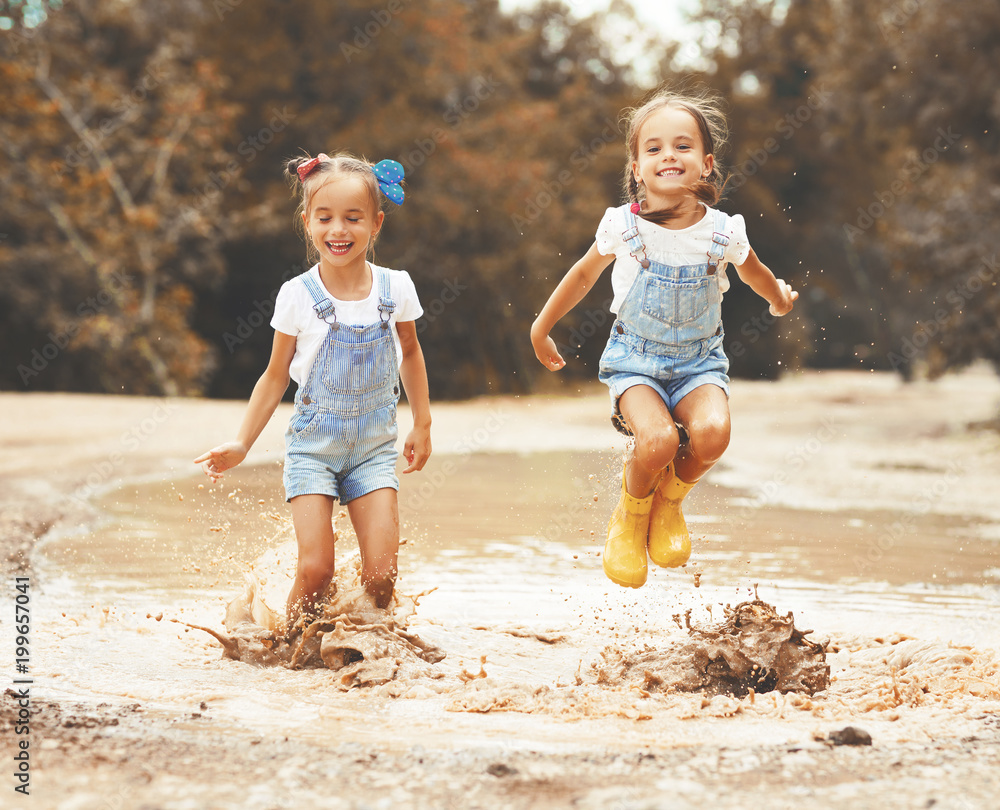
[706,208,730,276]
[301,271,339,329]
[293,271,331,408]
[621,205,650,269]
[376,265,395,329]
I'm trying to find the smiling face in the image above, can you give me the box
[302,175,384,272]
[631,105,714,209]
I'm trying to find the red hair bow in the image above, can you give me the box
[297,153,330,182]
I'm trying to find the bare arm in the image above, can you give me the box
[396,320,431,473]
[530,242,614,370]
[734,246,798,316]
[193,330,296,481]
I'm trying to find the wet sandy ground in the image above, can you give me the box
[6,693,1000,810]
[2,367,1000,809]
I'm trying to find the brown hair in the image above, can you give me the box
[284,152,394,263]
[621,87,730,226]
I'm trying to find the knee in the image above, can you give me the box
[297,552,335,597]
[689,416,731,463]
[633,423,680,473]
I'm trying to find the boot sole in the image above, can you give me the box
[648,551,691,569]
[602,561,647,588]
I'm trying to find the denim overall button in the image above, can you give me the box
[302,396,311,405]
[616,323,625,335]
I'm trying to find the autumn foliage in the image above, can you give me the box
[2,0,997,397]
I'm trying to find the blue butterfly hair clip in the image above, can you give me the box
[371,159,405,205]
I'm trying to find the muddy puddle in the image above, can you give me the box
[31,449,1000,750]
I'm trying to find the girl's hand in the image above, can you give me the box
[193,442,248,483]
[768,280,799,317]
[402,426,431,474]
[531,331,566,371]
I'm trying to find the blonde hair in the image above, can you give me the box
[621,87,730,225]
[284,152,393,263]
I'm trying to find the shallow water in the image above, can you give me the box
[32,450,1000,748]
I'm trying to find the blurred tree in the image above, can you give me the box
[688,0,1000,379]
[866,0,1000,377]
[6,0,991,398]
[0,0,239,394]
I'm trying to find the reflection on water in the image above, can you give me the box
[33,450,1000,744]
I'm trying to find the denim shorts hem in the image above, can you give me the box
[605,371,729,411]
[283,482,339,503]
[669,373,729,409]
[604,372,729,436]
[607,375,670,410]
[337,475,399,505]
[283,452,399,504]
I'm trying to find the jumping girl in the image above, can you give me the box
[531,89,798,588]
[196,152,431,623]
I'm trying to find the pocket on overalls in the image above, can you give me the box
[641,276,716,326]
[375,401,399,444]
[288,409,321,440]
[599,335,638,376]
[361,340,392,392]
[322,339,388,395]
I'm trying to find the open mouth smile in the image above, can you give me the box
[325,241,354,255]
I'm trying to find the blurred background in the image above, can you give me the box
[2,0,998,401]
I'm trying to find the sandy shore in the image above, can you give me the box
[5,365,1000,523]
[2,367,1000,809]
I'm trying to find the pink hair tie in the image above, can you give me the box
[630,202,641,214]
[297,153,330,182]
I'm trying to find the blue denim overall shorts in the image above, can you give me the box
[598,205,731,434]
[283,267,401,503]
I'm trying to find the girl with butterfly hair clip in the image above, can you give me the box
[196,152,431,625]
[531,90,797,588]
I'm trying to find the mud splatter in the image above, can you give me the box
[183,546,446,690]
[591,600,830,697]
[830,634,1000,711]
[471,626,566,644]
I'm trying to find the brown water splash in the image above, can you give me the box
[836,636,1000,711]
[184,562,446,689]
[593,600,830,697]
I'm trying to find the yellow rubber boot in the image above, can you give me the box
[603,471,653,588]
[648,465,696,568]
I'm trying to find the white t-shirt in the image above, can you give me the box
[270,263,423,386]
[595,203,751,314]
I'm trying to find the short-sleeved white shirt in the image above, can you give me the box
[595,203,751,314]
[270,263,423,386]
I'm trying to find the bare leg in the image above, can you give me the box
[618,385,681,497]
[346,487,399,609]
[287,494,337,625]
[671,384,731,483]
